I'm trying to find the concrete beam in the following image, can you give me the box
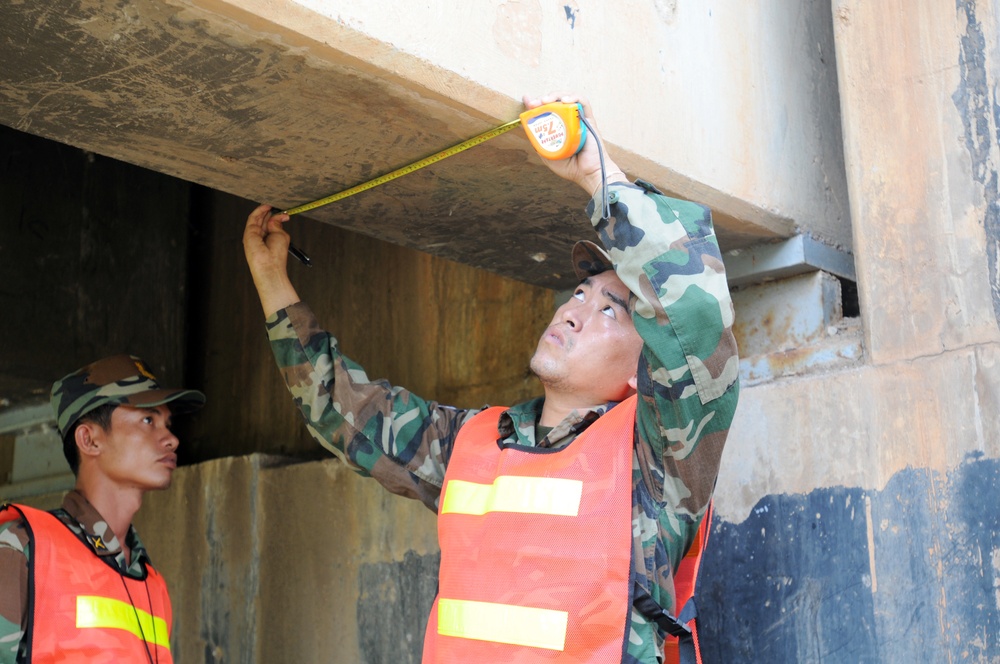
[0,0,848,288]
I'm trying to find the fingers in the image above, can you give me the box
[522,93,590,112]
[246,203,272,229]
[246,203,288,225]
[242,204,302,316]
[244,204,271,243]
[522,93,598,137]
[244,204,290,243]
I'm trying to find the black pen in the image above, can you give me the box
[288,243,312,267]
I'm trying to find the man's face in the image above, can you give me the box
[530,270,643,405]
[91,404,179,491]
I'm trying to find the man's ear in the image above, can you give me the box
[74,422,104,460]
[627,373,638,391]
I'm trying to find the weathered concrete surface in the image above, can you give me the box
[834,0,1000,363]
[0,0,849,289]
[716,344,1000,522]
[700,457,1000,662]
[232,0,851,245]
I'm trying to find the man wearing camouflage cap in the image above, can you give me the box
[243,93,740,663]
[0,354,204,664]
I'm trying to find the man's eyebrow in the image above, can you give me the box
[603,288,629,312]
[141,405,172,420]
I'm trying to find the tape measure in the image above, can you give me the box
[283,102,586,216]
[519,101,588,161]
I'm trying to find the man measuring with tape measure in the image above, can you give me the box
[243,93,740,663]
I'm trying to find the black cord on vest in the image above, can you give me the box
[120,574,157,664]
[144,578,160,664]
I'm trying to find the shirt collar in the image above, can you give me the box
[58,490,151,572]
[497,397,614,449]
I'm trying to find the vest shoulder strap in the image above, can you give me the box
[633,501,714,664]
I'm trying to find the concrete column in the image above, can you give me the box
[833,0,1000,363]
[702,3,1000,660]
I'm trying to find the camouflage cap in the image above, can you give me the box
[50,354,206,438]
[571,240,614,280]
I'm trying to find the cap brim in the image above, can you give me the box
[571,240,614,281]
[121,388,206,413]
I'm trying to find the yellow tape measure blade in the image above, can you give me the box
[283,118,522,216]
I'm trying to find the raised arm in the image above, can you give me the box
[242,205,477,512]
[599,182,740,522]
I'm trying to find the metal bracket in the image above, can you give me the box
[724,235,855,288]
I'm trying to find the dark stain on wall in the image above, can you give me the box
[564,6,577,29]
[696,454,1000,662]
[199,506,231,663]
[952,0,1000,324]
[357,550,440,663]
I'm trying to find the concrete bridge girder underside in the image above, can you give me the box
[0,0,848,290]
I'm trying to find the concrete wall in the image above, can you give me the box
[0,129,193,403]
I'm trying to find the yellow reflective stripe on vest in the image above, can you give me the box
[438,598,568,651]
[441,476,583,516]
[76,595,171,649]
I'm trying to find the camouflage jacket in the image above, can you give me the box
[0,491,155,664]
[266,179,740,663]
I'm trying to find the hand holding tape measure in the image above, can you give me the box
[281,96,615,265]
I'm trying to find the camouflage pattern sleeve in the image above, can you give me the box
[265,302,481,512]
[0,519,29,664]
[588,179,741,564]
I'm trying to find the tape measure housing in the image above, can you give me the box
[519,103,588,161]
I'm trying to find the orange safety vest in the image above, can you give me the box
[0,504,173,663]
[423,396,637,662]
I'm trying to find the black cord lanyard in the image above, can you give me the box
[580,115,611,221]
[119,572,158,664]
